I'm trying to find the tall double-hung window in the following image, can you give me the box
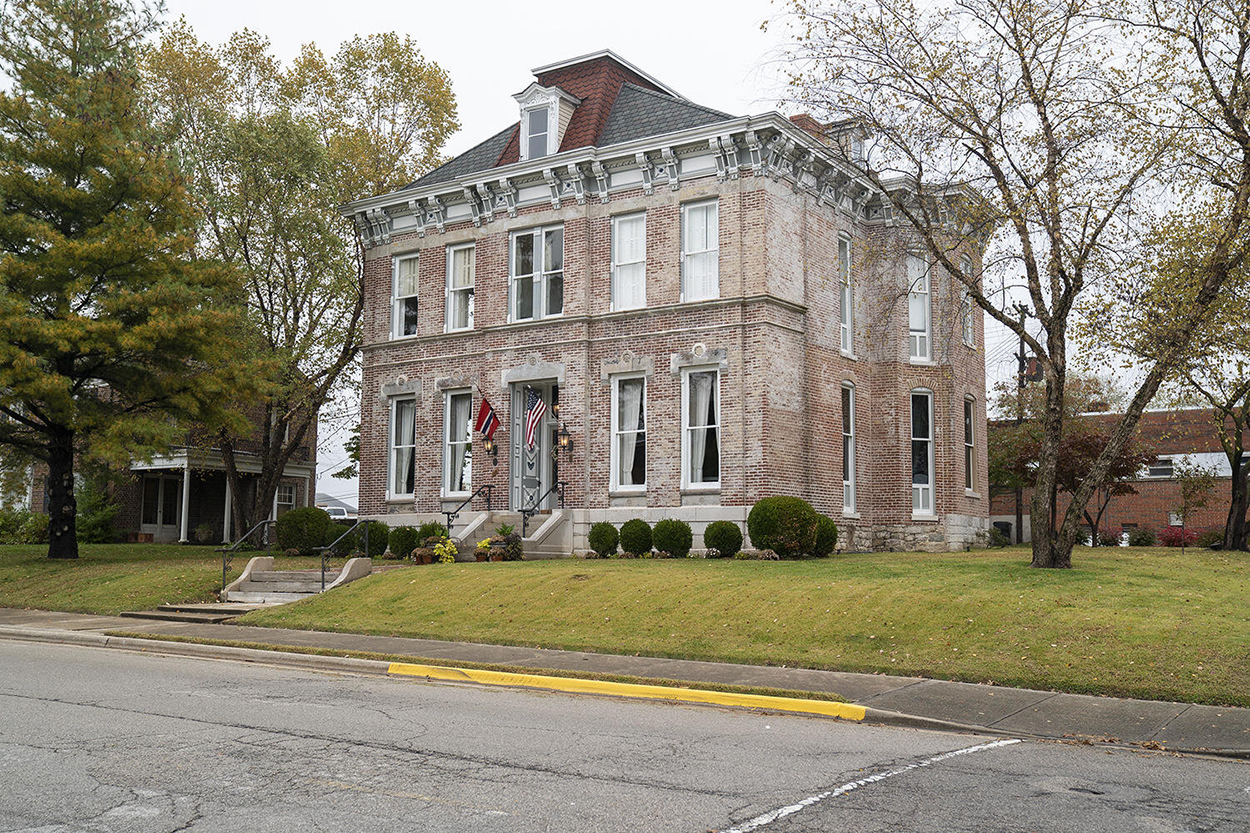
[392,254,419,338]
[908,255,931,361]
[446,244,474,331]
[682,200,719,302]
[682,368,720,488]
[525,107,550,160]
[961,255,975,347]
[839,237,853,354]
[611,213,646,310]
[911,390,934,514]
[443,391,472,495]
[611,376,646,491]
[842,383,856,512]
[511,225,563,321]
[389,397,417,498]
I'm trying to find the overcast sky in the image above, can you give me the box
[159,0,1019,506]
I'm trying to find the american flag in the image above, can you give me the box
[524,388,546,449]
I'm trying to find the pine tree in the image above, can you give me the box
[0,0,246,558]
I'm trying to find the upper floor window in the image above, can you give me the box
[446,243,474,332]
[839,236,853,354]
[444,390,472,496]
[682,200,719,302]
[1148,457,1174,478]
[389,397,416,498]
[525,106,550,160]
[908,255,931,361]
[961,255,975,347]
[612,213,647,311]
[911,390,934,515]
[682,367,720,489]
[392,254,419,338]
[611,375,647,491]
[511,225,563,321]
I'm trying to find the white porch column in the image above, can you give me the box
[222,476,232,544]
[271,485,279,521]
[179,460,192,543]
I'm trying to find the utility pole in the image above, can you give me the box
[1013,303,1029,544]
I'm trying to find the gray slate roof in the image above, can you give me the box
[406,124,516,189]
[599,83,733,146]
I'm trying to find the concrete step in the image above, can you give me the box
[250,570,340,582]
[233,580,327,593]
[225,591,319,604]
[118,610,242,624]
[156,603,270,615]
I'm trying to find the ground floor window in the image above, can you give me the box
[611,375,646,491]
[964,397,976,492]
[682,368,720,488]
[276,483,296,518]
[444,391,472,495]
[390,397,416,498]
[911,390,934,514]
[842,383,855,512]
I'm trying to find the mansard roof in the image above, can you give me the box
[406,52,734,191]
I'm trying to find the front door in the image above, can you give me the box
[140,474,182,542]
[511,382,559,511]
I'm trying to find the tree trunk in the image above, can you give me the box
[1030,364,1072,568]
[1224,467,1249,551]
[45,428,78,559]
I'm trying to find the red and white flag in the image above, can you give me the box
[474,398,499,440]
[524,388,546,449]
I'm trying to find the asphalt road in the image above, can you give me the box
[0,640,1245,832]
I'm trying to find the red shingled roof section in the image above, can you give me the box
[495,55,669,167]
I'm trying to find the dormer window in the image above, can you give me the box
[514,83,580,162]
[526,107,550,160]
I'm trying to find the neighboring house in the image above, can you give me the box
[989,408,1238,542]
[26,417,317,544]
[342,50,988,552]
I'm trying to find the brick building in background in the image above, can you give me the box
[989,408,1239,542]
[342,51,989,553]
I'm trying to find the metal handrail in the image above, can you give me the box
[216,519,276,599]
[313,518,371,591]
[520,480,566,538]
[443,484,493,536]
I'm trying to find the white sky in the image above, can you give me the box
[160,0,1019,507]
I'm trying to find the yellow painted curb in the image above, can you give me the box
[386,662,866,721]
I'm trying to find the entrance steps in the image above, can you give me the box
[222,556,373,603]
[450,510,571,559]
[117,602,270,624]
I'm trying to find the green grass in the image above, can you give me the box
[0,543,325,615]
[238,546,1250,707]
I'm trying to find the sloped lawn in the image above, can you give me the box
[240,546,1250,707]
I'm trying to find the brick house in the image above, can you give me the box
[989,408,1239,542]
[343,51,989,553]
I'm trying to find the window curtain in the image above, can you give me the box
[688,372,714,482]
[617,379,643,486]
[448,394,471,492]
[451,248,473,328]
[908,256,929,333]
[393,400,415,494]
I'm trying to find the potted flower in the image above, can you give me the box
[474,539,492,562]
[432,536,458,564]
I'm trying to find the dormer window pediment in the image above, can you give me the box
[513,83,580,162]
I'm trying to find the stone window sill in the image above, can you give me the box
[911,513,939,523]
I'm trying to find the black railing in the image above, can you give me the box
[521,480,566,538]
[313,519,370,591]
[443,484,493,537]
[216,519,276,600]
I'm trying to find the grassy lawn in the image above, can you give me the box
[0,544,324,615]
[238,546,1250,707]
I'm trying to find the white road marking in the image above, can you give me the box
[720,738,1023,833]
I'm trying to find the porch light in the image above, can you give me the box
[557,423,572,454]
[551,400,560,418]
[483,435,499,466]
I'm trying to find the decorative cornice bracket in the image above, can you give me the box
[635,152,655,196]
[544,168,563,209]
[592,161,610,203]
[662,147,680,191]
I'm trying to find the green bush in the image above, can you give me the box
[275,507,332,555]
[324,522,356,556]
[987,526,1011,548]
[703,521,743,558]
[653,518,693,559]
[813,515,839,557]
[416,521,449,543]
[358,521,390,558]
[0,508,49,544]
[75,478,118,544]
[588,522,619,558]
[619,518,652,555]
[1127,528,1157,547]
[1195,527,1225,549]
[388,525,421,560]
[747,496,819,558]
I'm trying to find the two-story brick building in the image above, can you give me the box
[343,51,989,553]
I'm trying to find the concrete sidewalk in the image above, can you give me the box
[2,607,1246,757]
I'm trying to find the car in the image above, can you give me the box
[321,506,352,521]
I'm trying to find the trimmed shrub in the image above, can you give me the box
[324,523,356,556]
[747,496,819,559]
[619,518,653,555]
[1097,527,1122,547]
[388,526,421,560]
[358,521,390,558]
[653,519,693,559]
[416,521,449,543]
[275,507,332,556]
[1158,526,1199,547]
[813,515,839,556]
[703,521,743,559]
[588,522,619,558]
[1195,527,1225,549]
[1127,527,1157,547]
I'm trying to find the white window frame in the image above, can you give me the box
[510,225,564,322]
[964,396,976,494]
[839,236,853,355]
[842,382,856,513]
[911,389,935,516]
[908,255,931,362]
[961,255,975,348]
[681,200,719,302]
[442,390,473,497]
[681,366,721,491]
[522,104,553,161]
[611,212,647,311]
[610,374,647,493]
[445,243,475,332]
[1148,457,1174,479]
[388,396,417,499]
[276,483,296,509]
[392,254,419,339]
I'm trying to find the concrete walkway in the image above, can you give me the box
[1,607,1246,757]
